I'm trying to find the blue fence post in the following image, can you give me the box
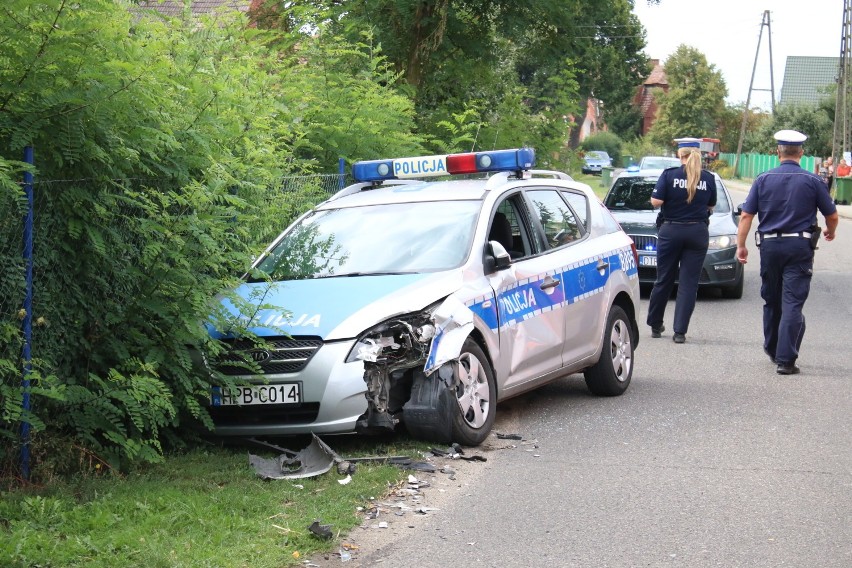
[338,158,345,190]
[21,146,34,481]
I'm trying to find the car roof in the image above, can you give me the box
[317,172,595,210]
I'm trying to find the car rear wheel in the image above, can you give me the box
[451,340,496,446]
[721,271,744,299]
[584,306,633,396]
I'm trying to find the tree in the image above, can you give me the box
[751,98,835,157]
[269,1,652,154]
[647,45,728,148]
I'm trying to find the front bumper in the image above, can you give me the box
[637,247,742,287]
[210,341,368,436]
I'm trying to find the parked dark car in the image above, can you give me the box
[603,170,744,298]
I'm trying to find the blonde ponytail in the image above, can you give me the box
[678,148,703,203]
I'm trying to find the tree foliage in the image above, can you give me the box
[266,0,650,153]
[0,0,428,472]
[647,45,728,147]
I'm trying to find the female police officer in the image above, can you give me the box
[735,130,839,375]
[646,138,716,344]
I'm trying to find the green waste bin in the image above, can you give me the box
[601,166,614,188]
[835,177,852,205]
[621,155,634,168]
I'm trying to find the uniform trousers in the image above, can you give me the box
[758,237,812,365]
[646,221,709,334]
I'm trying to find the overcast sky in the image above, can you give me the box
[632,0,844,110]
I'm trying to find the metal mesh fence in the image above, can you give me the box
[0,171,344,399]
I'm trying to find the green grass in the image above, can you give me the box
[0,435,429,567]
[570,171,610,198]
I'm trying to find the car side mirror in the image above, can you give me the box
[735,203,743,217]
[485,240,511,273]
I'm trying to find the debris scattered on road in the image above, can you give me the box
[308,520,334,540]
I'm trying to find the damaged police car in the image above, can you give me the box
[205,148,641,445]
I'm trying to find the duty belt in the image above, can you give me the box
[760,231,812,239]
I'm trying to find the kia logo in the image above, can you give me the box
[248,349,271,363]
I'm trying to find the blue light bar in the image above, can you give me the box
[351,148,536,182]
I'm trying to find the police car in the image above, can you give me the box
[604,168,745,298]
[205,148,641,445]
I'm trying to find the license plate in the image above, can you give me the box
[640,255,657,267]
[211,383,301,406]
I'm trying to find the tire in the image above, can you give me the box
[721,270,744,299]
[584,306,634,396]
[450,339,497,446]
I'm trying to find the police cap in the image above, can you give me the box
[673,137,701,149]
[773,129,807,145]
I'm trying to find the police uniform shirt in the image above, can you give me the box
[653,166,717,221]
[742,160,837,232]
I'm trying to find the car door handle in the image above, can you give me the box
[596,260,609,271]
[540,278,561,291]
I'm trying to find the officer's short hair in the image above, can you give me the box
[777,144,803,158]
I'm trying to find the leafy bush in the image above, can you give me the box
[0,0,428,476]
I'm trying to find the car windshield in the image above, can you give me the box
[586,152,608,161]
[606,176,732,214]
[250,200,481,280]
[605,178,657,211]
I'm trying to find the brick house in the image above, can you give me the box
[633,58,668,136]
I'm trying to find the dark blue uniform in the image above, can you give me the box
[646,166,717,336]
[742,160,837,366]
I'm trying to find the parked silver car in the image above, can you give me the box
[205,149,641,445]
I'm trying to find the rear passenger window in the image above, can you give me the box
[527,190,583,249]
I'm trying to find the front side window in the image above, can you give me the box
[527,189,583,248]
[252,200,481,280]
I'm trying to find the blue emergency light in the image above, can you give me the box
[352,148,536,182]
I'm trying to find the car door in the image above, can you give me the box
[525,188,607,363]
[485,193,567,390]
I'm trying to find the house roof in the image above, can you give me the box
[779,56,839,107]
[135,1,251,18]
[643,59,668,87]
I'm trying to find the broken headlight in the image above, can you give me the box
[345,312,436,365]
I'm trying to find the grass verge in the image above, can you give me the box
[1,435,430,567]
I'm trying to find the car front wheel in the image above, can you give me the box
[451,339,497,446]
[584,305,633,396]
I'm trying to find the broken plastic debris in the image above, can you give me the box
[338,474,352,485]
[308,520,333,540]
[458,454,487,462]
[496,433,523,440]
[397,461,437,473]
[249,433,342,480]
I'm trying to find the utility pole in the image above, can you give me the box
[832,0,852,172]
[734,10,775,178]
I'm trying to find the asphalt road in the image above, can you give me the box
[326,184,852,568]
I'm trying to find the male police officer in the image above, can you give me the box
[735,130,839,375]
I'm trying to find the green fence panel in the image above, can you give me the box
[718,152,818,180]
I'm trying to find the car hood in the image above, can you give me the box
[611,210,737,236]
[209,271,464,341]
[610,210,658,234]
